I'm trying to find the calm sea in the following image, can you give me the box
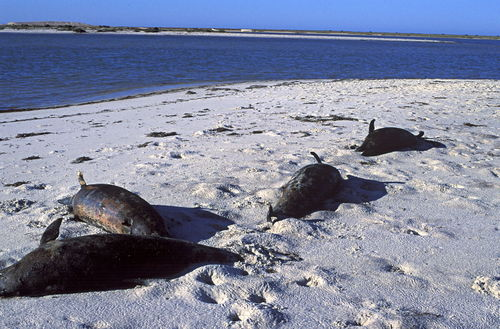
[0,33,499,111]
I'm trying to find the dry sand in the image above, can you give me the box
[0,79,498,328]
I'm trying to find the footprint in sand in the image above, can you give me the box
[292,266,343,293]
[194,288,228,304]
[195,266,248,286]
[227,302,288,329]
[191,183,244,199]
[472,276,500,299]
[370,257,429,289]
[348,308,443,329]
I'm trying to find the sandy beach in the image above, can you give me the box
[0,28,451,43]
[0,79,498,328]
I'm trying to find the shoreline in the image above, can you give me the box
[2,78,499,115]
[2,27,496,42]
[0,81,227,114]
[0,28,452,43]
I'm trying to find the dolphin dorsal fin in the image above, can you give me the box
[310,152,322,163]
[77,171,87,186]
[369,119,375,133]
[40,218,63,245]
[417,131,424,138]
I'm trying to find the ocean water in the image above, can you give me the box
[0,33,499,111]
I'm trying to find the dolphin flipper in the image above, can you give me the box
[40,218,63,245]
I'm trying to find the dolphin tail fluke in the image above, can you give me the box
[77,171,87,186]
[310,151,322,163]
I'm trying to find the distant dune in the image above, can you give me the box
[1,21,499,39]
[6,21,92,27]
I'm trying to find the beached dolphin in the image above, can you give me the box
[0,218,241,297]
[356,119,425,156]
[267,152,342,222]
[71,171,170,236]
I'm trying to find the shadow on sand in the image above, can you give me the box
[321,174,402,212]
[414,139,447,152]
[154,205,234,242]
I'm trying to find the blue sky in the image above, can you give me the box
[1,0,499,36]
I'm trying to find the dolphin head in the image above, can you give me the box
[0,265,24,297]
[0,270,12,297]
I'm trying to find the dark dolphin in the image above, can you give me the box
[71,172,169,236]
[356,119,426,156]
[267,152,342,222]
[0,218,241,297]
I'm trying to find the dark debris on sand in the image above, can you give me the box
[71,156,93,164]
[246,85,268,89]
[4,181,31,187]
[291,114,358,123]
[16,132,52,138]
[146,131,178,137]
[208,127,233,133]
[463,122,486,127]
[137,141,152,148]
[22,156,41,161]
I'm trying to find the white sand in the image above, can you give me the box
[0,79,498,328]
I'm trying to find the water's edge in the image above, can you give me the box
[2,78,497,114]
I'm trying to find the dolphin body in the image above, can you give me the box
[267,152,342,222]
[71,172,170,236]
[356,119,425,156]
[0,218,240,297]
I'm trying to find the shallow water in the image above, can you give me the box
[0,33,499,110]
